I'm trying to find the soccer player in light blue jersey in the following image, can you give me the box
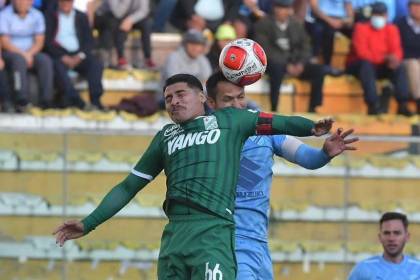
[206,71,359,280]
[348,212,420,280]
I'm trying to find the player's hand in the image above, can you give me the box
[323,128,359,157]
[312,117,334,136]
[53,220,85,247]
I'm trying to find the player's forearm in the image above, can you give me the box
[272,115,315,137]
[82,174,148,234]
[294,144,331,170]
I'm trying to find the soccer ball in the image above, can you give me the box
[219,38,267,86]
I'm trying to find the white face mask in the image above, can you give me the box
[371,15,386,29]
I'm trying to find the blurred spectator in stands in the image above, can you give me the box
[0,0,5,8]
[33,0,41,9]
[0,42,12,112]
[207,23,236,71]
[158,29,211,109]
[170,0,241,32]
[352,0,396,22]
[293,0,309,22]
[73,0,96,26]
[255,0,328,112]
[397,0,420,114]
[233,0,272,38]
[346,2,413,116]
[395,0,409,21]
[44,0,104,110]
[152,0,178,32]
[306,0,353,69]
[348,212,420,279]
[0,0,53,111]
[95,0,155,70]
[161,29,212,84]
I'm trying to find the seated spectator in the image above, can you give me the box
[152,0,178,32]
[396,0,420,114]
[0,42,12,112]
[95,0,155,70]
[207,23,237,71]
[306,0,354,67]
[233,0,272,38]
[160,29,212,105]
[170,0,241,32]
[352,0,396,22]
[44,0,104,110]
[254,0,328,112]
[0,0,53,111]
[346,2,413,116]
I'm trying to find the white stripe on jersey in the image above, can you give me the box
[131,169,153,181]
[280,136,303,163]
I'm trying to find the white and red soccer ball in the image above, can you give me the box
[219,38,267,86]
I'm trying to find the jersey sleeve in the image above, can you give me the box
[81,174,149,234]
[131,131,164,181]
[230,109,315,138]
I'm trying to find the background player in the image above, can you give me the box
[348,212,420,279]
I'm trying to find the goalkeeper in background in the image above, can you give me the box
[53,73,333,279]
[206,71,359,280]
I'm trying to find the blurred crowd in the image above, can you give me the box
[0,0,419,116]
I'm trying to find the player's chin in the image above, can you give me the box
[170,112,188,123]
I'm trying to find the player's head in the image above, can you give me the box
[163,74,206,124]
[378,212,410,260]
[206,71,246,110]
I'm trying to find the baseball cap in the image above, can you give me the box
[409,0,420,4]
[183,29,207,45]
[371,2,388,14]
[215,24,237,41]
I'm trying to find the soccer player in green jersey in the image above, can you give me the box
[53,73,333,280]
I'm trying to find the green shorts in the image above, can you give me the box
[157,203,236,280]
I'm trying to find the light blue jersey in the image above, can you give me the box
[234,135,330,279]
[348,255,420,280]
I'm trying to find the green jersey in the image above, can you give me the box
[132,108,314,221]
[82,108,314,232]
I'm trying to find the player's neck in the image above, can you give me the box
[383,253,404,264]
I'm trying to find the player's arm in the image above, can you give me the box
[53,132,164,246]
[276,128,358,169]
[239,109,332,137]
[275,136,330,170]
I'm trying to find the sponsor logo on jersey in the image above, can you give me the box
[167,129,221,155]
[205,262,223,280]
[163,124,184,138]
[236,191,264,198]
[237,157,263,190]
[203,115,219,130]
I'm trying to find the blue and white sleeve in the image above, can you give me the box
[273,135,330,170]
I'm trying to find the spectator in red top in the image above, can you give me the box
[347,1,413,116]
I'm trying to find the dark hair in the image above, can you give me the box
[380,212,408,229]
[205,71,232,100]
[163,74,203,93]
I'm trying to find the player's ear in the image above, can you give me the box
[199,91,207,104]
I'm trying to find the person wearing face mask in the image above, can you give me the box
[346,1,414,116]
